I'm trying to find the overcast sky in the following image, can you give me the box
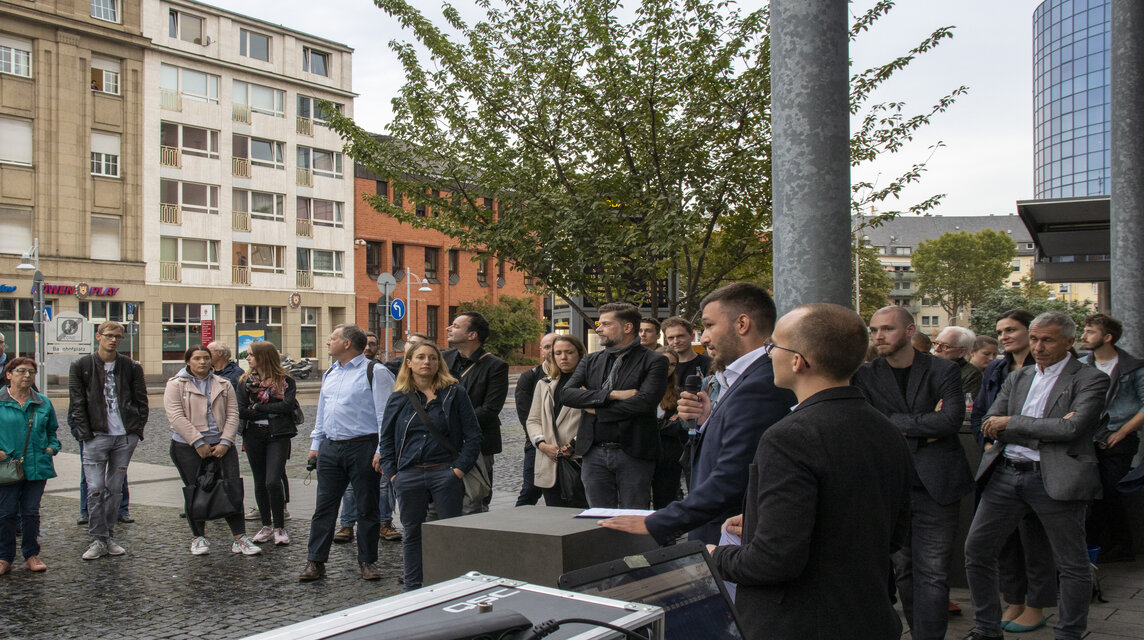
[208,0,1048,218]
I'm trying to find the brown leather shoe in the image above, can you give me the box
[359,561,382,580]
[332,526,354,543]
[0,560,10,576]
[298,561,326,582]
[25,556,46,572]
[379,521,402,541]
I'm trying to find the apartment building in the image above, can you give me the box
[143,0,355,375]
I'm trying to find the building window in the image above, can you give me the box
[160,64,219,104]
[365,242,382,278]
[297,95,342,125]
[894,246,912,256]
[449,306,458,324]
[425,247,439,283]
[300,307,318,358]
[0,207,33,255]
[161,122,220,158]
[234,189,285,222]
[160,237,219,269]
[392,191,402,207]
[162,303,209,362]
[430,189,441,217]
[497,259,506,282]
[426,306,439,342]
[91,214,121,261]
[234,80,284,117]
[391,243,404,273]
[239,29,271,62]
[91,133,120,178]
[296,197,342,227]
[91,57,120,94]
[302,47,329,76]
[235,243,285,274]
[0,117,32,166]
[297,146,342,178]
[0,37,33,78]
[477,258,488,286]
[236,305,283,351]
[162,180,219,215]
[298,249,343,277]
[376,181,388,198]
[168,9,205,43]
[92,0,120,24]
[233,135,284,169]
[448,250,459,281]
[0,299,43,361]
[415,199,426,217]
[80,300,139,360]
[1011,260,1021,272]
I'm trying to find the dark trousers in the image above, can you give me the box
[170,441,245,538]
[78,439,129,517]
[581,445,655,509]
[243,427,291,529]
[0,479,45,563]
[893,482,960,640]
[651,459,683,510]
[998,512,1057,608]
[394,464,464,590]
[515,444,543,507]
[307,437,381,564]
[1087,433,1138,557]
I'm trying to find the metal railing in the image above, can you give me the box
[160,89,181,111]
[232,211,252,232]
[296,218,313,237]
[232,265,251,285]
[232,157,251,178]
[159,203,181,225]
[159,146,181,168]
[296,116,313,136]
[160,261,181,282]
[296,270,313,289]
[232,103,251,124]
[296,167,313,187]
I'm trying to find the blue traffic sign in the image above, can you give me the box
[390,298,406,321]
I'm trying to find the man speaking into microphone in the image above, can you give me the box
[600,283,795,544]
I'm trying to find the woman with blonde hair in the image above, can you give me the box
[374,341,481,591]
[526,334,587,507]
[237,341,297,546]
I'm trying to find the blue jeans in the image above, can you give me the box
[78,439,129,517]
[81,434,138,542]
[965,464,1092,640]
[893,482,960,640]
[580,445,655,509]
[339,474,395,527]
[0,479,46,562]
[393,465,464,590]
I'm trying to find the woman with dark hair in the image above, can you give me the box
[374,340,482,591]
[652,346,686,509]
[238,341,297,546]
[525,334,587,508]
[165,345,261,557]
[0,358,60,574]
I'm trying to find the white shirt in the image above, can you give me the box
[1005,354,1072,462]
[699,345,768,432]
[1095,356,1118,377]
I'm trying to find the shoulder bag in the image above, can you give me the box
[404,391,491,504]
[182,456,245,521]
[0,416,34,486]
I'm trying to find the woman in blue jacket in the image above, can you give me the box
[374,341,481,591]
[0,358,61,575]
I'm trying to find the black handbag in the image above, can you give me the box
[0,416,34,487]
[556,453,586,503]
[182,457,244,521]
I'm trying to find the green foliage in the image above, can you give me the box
[968,287,1095,338]
[1019,273,1053,299]
[852,242,892,322]
[912,229,1016,322]
[457,295,547,359]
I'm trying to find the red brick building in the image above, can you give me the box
[352,165,543,358]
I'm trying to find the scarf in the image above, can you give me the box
[244,371,285,404]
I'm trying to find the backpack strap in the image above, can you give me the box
[367,360,376,389]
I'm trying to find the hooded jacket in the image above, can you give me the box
[164,368,239,448]
[0,387,61,481]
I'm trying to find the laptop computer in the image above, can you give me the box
[557,540,745,639]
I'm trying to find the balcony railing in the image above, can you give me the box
[160,89,181,111]
[159,146,181,168]
[232,103,251,124]
[232,211,251,232]
[297,270,313,289]
[159,203,181,225]
[232,157,251,178]
[296,116,313,136]
[232,265,251,286]
[296,218,313,237]
[296,167,313,187]
[160,261,181,282]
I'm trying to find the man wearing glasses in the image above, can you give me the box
[934,326,983,398]
[68,321,148,560]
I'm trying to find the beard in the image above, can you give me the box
[710,333,743,369]
[874,334,910,357]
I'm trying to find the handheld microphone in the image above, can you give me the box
[682,374,703,436]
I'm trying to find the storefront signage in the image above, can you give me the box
[42,283,119,297]
[0,285,15,293]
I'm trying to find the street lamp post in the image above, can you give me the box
[405,266,432,339]
[16,238,46,392]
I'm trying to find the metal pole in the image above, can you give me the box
[1111,0,1144,354]
[32,270,45,392]
[406,267,412,340]
[771,0,852,314]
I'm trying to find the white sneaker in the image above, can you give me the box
[252,526,274,543]
[82,540,108,560]
[273,528,289,545]
[106,539,126,556]
[231,535,262,555]
[190,536,210,555]
[244,506,260,521]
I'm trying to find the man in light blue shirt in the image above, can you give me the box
[299,324,395,582]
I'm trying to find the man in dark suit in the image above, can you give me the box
[709,303,913,640]
[563,302,669,508]
[513,332,556,507]
[443,311,509,514]
[963,311,1110,640]
[599,283,794,544]
[853,306,971,640]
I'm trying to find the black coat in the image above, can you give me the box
[515,364,545,428]
[442,347,509,456]
[711,387,914,640]
[237,376,298,439]
[68,353,148,442]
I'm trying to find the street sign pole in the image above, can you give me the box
[376,273,398,361]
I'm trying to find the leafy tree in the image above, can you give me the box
[968,287,1094,339]
[1019,273,1052,299]
[911,230,1016,324]
[852,242,892,322]
[328,0,963,321]
[458,295,547,363]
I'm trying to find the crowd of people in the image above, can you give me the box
[0,288,1140,640]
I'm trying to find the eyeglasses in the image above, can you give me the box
[10,368,35,376]
[100,334,124,341]
[763,342,810,368]
[932,341,965,352]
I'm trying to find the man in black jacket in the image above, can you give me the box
[69,321,148,560]
[443,311,509,513]
[514,332,555,507]
[563,302,669,508]
[853,306,971,640]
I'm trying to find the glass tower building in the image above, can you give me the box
[1033,0,1111,199]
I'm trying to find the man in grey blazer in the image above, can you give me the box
[963,311,1110,640]
[853,306,972,640]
